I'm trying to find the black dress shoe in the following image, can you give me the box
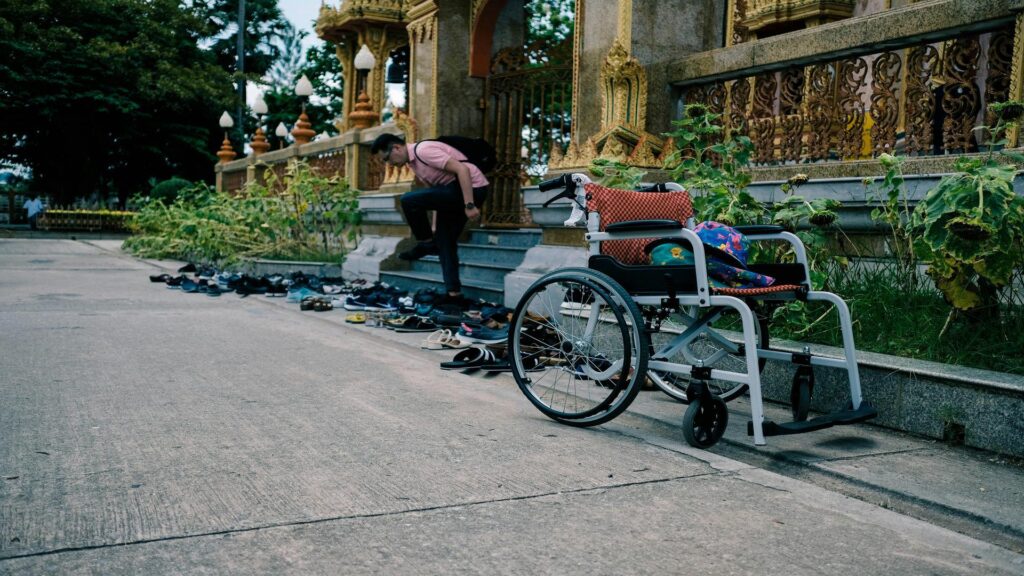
[399,241,439,261]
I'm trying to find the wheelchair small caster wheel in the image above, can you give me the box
[682,395,728,449]
[791,365,814,422]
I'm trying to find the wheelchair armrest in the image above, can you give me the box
[733,224,785,235]
[604,219,683,233]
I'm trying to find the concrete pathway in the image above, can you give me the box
[0,239,1021,575]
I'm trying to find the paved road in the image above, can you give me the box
[1,239,1022,575]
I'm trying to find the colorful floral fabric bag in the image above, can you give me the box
[647,221,775,288]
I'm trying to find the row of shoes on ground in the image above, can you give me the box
[150,269,516,335]
[151,268,370,298]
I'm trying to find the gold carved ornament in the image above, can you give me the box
[553,37,665,170]
[779,68,804,160]
[749,72,777,164]
[904,45,939,156]
[836,56,867,160]
[599,39,647,131]
[870,51,902,157]
[984,27,1014,127]
[727,77,751,140]
[805,63,835,161]
[941,36,981,152]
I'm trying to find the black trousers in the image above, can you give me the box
[400,182,489,293]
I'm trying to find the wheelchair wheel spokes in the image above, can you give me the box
[649,305,769,403]
[510,269,647,426]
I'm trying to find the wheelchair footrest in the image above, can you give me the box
[748,402,877,437]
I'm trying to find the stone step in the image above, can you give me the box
[379,270,504,303]
[409,256,514,286]
[467,228,542,248]
[456,243,533,267]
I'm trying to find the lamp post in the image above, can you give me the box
[217,111,237,163]
[275,122,289,149]
[290,74,316,146]
[249,94,270,156]
[348,44,377,129]
[235,0,246,146]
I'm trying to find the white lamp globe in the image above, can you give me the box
[294,75,314,97]
[354,45,376,71]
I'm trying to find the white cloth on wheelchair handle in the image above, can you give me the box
[563,188,588,226]
[646,221,776,289]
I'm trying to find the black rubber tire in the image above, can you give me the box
[509,268,648,427]
[650,306,769,404]
[681,395,729,449]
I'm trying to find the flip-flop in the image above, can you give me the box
[483,354,544,373]
[345,312,366,324]
[421,329,452,350]
[439,347,495,371]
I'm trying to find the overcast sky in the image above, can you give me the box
[277,0,321,51]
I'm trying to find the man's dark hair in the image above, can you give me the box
[371,133,406,154]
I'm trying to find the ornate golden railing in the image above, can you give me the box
[681,24,1015,166]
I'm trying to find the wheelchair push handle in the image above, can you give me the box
[540,174,578,208]
[538,173,570,192]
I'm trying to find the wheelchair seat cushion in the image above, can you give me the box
[584,183,694,265]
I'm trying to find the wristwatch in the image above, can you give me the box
[464,202,476,209]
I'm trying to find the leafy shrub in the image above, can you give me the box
[124,160,360,265]
[910,102,1024,320]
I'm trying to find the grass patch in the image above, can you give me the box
[768,261,1024,375]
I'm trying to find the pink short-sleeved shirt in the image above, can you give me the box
[407,142,489,188]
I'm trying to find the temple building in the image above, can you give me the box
[215,0,1024,305]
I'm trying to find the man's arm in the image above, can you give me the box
[444,158,480,220]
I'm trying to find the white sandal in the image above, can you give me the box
[422,329,452,350]
[440,334,472,349]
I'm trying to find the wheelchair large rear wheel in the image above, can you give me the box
[647,305,769,404]
[509,268,648,427]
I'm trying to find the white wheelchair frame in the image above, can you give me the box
[510,173,875,448]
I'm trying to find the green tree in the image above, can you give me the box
[525,0,574,45]
[0,0,236,205]
[199,0,289,79]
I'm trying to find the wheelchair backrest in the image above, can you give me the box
[583,182,694,265]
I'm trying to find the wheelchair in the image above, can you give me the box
[507,173,877,448]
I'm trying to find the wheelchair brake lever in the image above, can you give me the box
[541,182,576,208]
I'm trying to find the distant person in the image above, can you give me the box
[23,194,43,230]
[371,133,489,305]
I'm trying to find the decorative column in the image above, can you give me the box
[550,0,726,172]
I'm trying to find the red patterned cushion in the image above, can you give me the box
[584,183,694,265]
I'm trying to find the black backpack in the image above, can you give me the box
[415,136,497,174]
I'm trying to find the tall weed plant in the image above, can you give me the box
[124,161,360,266]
